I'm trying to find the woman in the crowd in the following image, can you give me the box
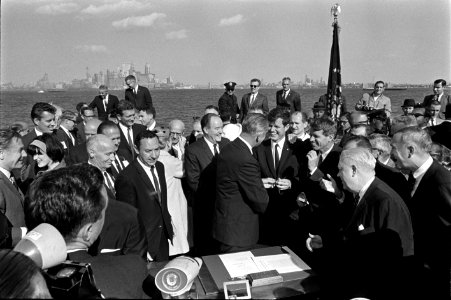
[28,133,65,174]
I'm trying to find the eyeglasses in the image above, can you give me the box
[250,85,259,88]
[169,132,182,136]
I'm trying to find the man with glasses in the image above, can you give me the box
[239,78,269,122]
[66,118,102,165]
[218,81,240,123]
[75,106,96,144]
[89,85,119,121]
[355,81,392,117]
[276,77,301,113]
[168,119,186,161]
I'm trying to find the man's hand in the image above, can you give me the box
[262,177,276,189]
[320,174,343,199]
[307,150,320,172]
[276,178,291,190]
[306,233,323,252]
[296,192,309,208]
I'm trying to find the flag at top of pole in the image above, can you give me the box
[326,3,342,120]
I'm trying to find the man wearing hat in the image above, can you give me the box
[401,99,416,116]
[312,102,327,120]
[218,81,240,124]
[55,110,78,158]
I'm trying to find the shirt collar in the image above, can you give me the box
[238,136,253,154]
[271,137,285,150]
[60,124,71,136]
[321,143,334,158]
[297,132,310,141]
[34,127,44,136]
[358,176,376,203]
[0,166,11,179]
[147,121,156,131]
[413,156,433,179]
[283,89,290,94]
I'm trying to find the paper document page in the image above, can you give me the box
[219,251,261,278]
[253,254,305,274]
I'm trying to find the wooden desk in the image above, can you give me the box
[147,246,320,299]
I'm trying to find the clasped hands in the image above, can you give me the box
[262,177,291,190]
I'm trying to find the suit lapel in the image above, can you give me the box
[278,141,291,172]
[264,142,277,178]
[0,172,23,201]
[200,138,214,161]
[412,161,435,198]
[134,160,161,207]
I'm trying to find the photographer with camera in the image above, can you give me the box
[24,164,149,299]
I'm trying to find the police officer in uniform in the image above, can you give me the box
[218,81,240,124]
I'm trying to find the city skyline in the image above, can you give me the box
[1,0,450,86]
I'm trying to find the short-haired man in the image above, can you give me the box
[185,113,230,255]
[115,131,174,261]
[116,100,146,163]
[276,77,301,113]
[239,78,269,122]
[167,119,186,160]
[138,106,157,131]
[0,129,27,247]
[339,111,369,147]
[422,79,451,119]
[204,105,219,115]
[89,85,119,121]
[124,75,153,110]
[391,127,451,298]
[390,115,418,136]
[356,80,392,117]
[218,81,240,123]
[66,118,102,165]
[97,120,129,177]
[213,113,269,253]
[254,108,300,247]
[75,106,96,144]
[425,100,444,127]
[307,148,414,299]
[25,164,148,298]
[55,110,77,157]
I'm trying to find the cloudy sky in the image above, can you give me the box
[1,0,450,85]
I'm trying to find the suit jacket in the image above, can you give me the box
[276,89,301,113]
[66,142,89,165]
[109,154,129,178]
[89,94,119,121]
[124,85,153,110]
[117,123,146,163]
[218,93,240,123]
[212,138,269,247]
[409,160,451,292]
[55,127,76,158]
[115,160,174,261]
[19,129,38,184]
[375,161,410,202]
[75,122,86,145]
[0,171,25,246]
[422,93,451,119]
[67,250,148,299]
[239,93,269,121]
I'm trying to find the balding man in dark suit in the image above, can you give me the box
[276,77,301,113]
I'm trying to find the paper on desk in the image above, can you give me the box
[219,251,262,278]
[253,254,305,274]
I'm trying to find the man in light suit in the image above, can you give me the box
[89,85,119,121]
[422,78,451,119]
[124,75,153,110]
[392,127,451,299]
[355,80,392,117]
[115,131,174,261]
[254,108,300,247]
[239,78,269,122]
[0,129,27,247]
[212,113,269,253]
[116,100,146,163]
[276,77,301,113]
[184,113,230,255]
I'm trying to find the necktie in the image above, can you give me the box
[282,91,287,99]
[134,88,137,95]
[104,172,115,195]
[127,127,135,160]
[250,94,255,106]
[150,166,161,203]
[213,144,219,157]
[275,144,280,173]
[353,194,360,209]
[407,172,416,197]
[69,132,75,146]
[103,99,108,112]
[318,153,323,166]
[9,175,20,192]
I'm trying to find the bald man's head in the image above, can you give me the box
[87,134,116,171]
[84,119,102,140]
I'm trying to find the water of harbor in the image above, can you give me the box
[0,88,432,131]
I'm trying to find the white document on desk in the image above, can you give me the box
[219,251,262,278]
[252,254,305,274]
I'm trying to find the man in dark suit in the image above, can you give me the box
[239,78,269,122]
[184,114,229,255]
[392,127,451,298]
[89,85,119,121]
[212,113,269,253]
[55,110,78,158]
[276,77,301,113]
[97,120,129,178]
[218,81,240,123]
[25,164,149,299]
[86,134,147,259]
[66,118,102,165]
[75,106,96,145]
[422,79,451,120]
[124,75,153,110]
[0,129,27,247]
[308,148,414,299]
[116,100,146,163]
[115,131,174,261]
[254,108,300,247]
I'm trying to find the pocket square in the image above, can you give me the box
[358,224,365,231]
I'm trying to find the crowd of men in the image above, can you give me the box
[1,75,450,299]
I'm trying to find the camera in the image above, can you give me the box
[44,261,104,299]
